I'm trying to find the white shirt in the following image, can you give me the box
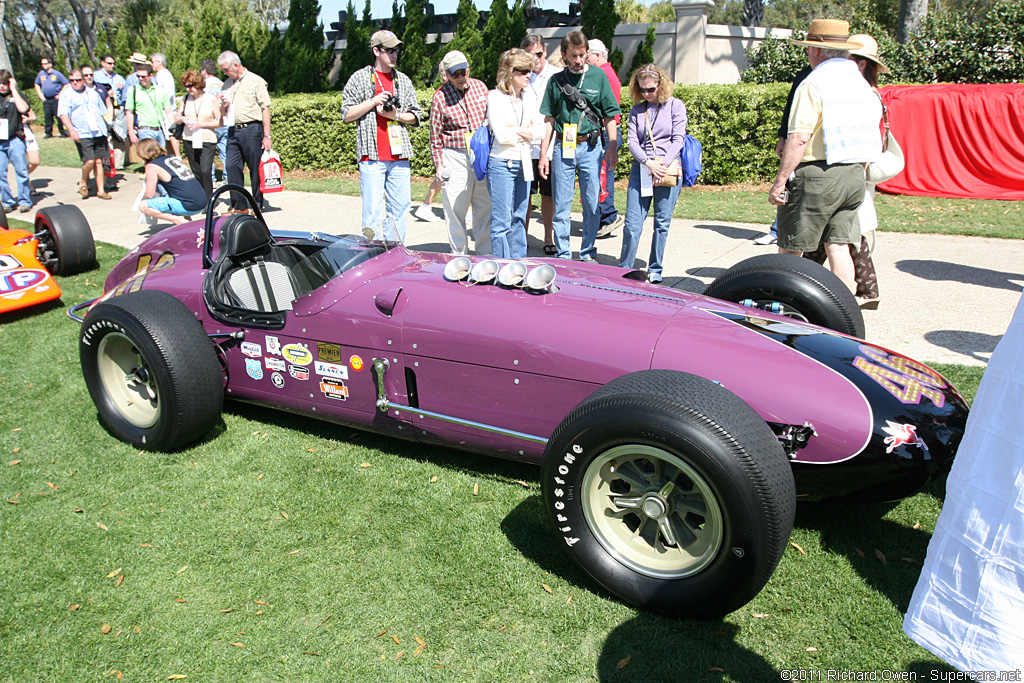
[525,62,561,159]
[487,89,544,161]
[154,68,176,107]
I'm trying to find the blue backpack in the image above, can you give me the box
[681,134,702,187]
[469,124,492,181]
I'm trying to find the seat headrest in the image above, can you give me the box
[219,215,272,261]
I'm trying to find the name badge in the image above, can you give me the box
[387,121,404,156]
[463,131,473,151]
[224,103,235,127]
[0,119,8,141]
[520,145,534,183]
[562,123,577,160]
[192,128,204,149]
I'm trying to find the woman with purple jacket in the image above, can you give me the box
[618,64,687,284]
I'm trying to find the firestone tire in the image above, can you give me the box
[541,370,795,619]
[35,205,96,276]
[703,253,865,338]
[80,290,223,451]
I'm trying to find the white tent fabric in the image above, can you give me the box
[903,289,1024,672]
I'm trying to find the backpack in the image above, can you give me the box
[681,134,702,187]
[468,124,491,181]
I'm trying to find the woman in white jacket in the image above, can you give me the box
[486,49,545,259]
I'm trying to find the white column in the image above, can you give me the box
[671,0,716,84]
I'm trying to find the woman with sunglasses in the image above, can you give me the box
[174,69,222,200]
[486,49,545,259]
[618,64,687,284]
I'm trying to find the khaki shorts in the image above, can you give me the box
[778,161,864,253]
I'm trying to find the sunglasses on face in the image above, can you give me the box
[82,73,93,78]
[638,86,658,94]
[186,83,201,88]
[69,78,83,82]
[513,68,532,76]
[450,69,467,78]
[380,47,399,55]
[528,51,543,58]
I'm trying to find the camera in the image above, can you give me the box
[381,94,398,112]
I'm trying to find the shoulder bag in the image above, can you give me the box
[865,98,905,185]
[643,103,681,187]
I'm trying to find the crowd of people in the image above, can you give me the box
[2,49,270,221]
[341,29,690,282]
[4,19,895,296]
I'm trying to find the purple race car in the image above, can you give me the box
[70,187,968,618]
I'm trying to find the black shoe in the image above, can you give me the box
[3,205,16,214]
[60,133,70,138]
[43,134,53,139]
[18,205,32,213]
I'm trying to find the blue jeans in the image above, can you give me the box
[618,161,682,281]
[137,127,166,147]
[0,137,32,208]
[551,138,602,260]
[486,156,529,259]
[214,126,228,181]
[359,159,411,242]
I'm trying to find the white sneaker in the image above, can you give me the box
[753,232,777,245]
[597,215,624,238]
[414,203,436,222]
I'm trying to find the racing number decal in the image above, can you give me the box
[854,345,947,407]
[552,444,582,547]
[113,252,175,296]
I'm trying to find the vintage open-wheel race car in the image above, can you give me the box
[1,205,96,315]
[69,186,968,618]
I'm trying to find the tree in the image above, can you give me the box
[276,0,330,92]
[477,0,525,87]
[391,0,405,38]
[399,0,431,83]
[627,24,656,79]
[897,0,927,42]
[1,0,12,72]
[581,0,619,48]
[443,0,483,72]
[648,1,676,23]
[336,0,372,87]
[741,0,764,26]
[615,0,646,23]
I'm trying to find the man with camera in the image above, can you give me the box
[341,30,423,242]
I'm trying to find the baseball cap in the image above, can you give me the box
[588,39,608,54]
[370,30,403,49]
[440,51,469,75]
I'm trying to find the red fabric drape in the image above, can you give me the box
[878,84,1024,200]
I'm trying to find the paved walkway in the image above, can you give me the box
[20,166,1024,367]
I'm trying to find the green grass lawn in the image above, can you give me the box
[0,243,984,681]
[30,133,1022,239]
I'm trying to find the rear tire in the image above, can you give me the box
[542,370,795,618]
[703,254,865,338]
[80,290,223,451]
[35,205,95,276]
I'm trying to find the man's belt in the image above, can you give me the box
[232,121,261,129]
[572,130,601,144]
[137,126,161,130]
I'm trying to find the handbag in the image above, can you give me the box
[170,99,186,141]
[866,100,905,185]
[643,104,681,187]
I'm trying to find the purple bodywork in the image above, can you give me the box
[92,219,967,502]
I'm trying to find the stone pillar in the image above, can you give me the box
[671,0,715,84]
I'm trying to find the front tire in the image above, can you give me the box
[542,370,795,618]
[80,290,223,451]
[703,254,864,338]
[35,205,95,275]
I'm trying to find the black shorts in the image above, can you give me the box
[75,136,110,162]
[530,158,552,197]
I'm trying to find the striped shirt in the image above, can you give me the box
[341,65,422,161]
[428,79,489,170]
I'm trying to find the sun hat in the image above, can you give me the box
[848,34,891,73]
[370,30,402,49]
[789,19,865,50]
[439,51,469,75]
[127,52,151,65]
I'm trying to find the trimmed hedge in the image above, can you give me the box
[272,83,789,185]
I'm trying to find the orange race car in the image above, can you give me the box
[1,206,96,315]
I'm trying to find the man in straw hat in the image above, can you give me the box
[768,19,882,293]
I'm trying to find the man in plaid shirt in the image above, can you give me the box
[341,30,423,242]
[429,50,491,255]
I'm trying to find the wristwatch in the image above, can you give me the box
[263,135,271,140]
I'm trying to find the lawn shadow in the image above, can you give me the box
[691,223,764,241]
[896,259,1024,293]
[223,400,539,485]
[0,298,65,322]
[795,499,937,614]
[501,497,780,681]
[923,330,1000,363]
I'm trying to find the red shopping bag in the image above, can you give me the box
[259,150,284,194]
[106,148,117,178]
[598,160,609,203]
